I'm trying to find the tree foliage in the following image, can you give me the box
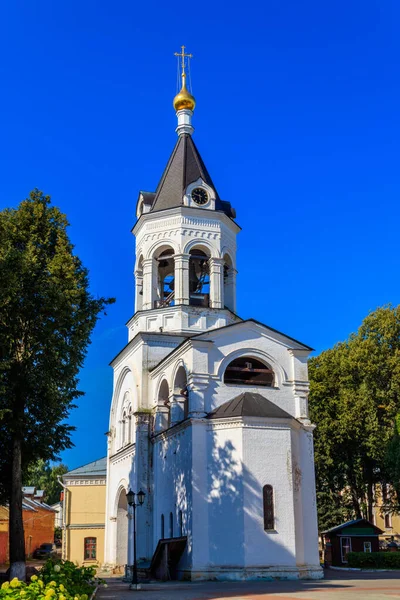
[25,460,69,505]
[309,305,400,531]
[0,190,114,577]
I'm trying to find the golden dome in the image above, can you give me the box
[173,74,196,112]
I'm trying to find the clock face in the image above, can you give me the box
[192,187,209,205]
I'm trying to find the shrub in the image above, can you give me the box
[0,558,105,600]
[347,551,400,569]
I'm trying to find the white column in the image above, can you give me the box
[174,254,190,305]
[176,109,194,136]
[209,257,224,309]
[187,375,209,418]
[169,392,187,426]
[142,258,154,310]
[134,412,152,562]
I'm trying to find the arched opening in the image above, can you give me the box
[223,253,235,312]
[128,407,132,444]
[121,411,127,447]
[173,366,188,420]
[179,510,183,537]
[116,490,128,566]
[135,255,144,312]
[161,514,165,539]
[169,512,174,538]
[189,248,210,307]
[155,247,175,308]
[158,379,170,429]
[224,356,274,387]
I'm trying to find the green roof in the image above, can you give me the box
[64,457,107,477]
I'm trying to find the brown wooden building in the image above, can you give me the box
[322,519,383,567]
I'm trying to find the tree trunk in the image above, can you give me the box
[9,435,26,581]
[366,466,374,524]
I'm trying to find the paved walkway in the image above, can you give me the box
[96,570,400,600]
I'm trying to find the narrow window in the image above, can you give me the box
[161,514,164,539]
[84,537,96,560]
[340,537,351,563]
[179,510,183,536]
[385,513,392,529]
[169,512,173,538]
[263,485,274,530]
[128,410,132,443]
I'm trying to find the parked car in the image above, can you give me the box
[32,543,56,559]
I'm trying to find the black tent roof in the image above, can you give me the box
[207,392,293,420]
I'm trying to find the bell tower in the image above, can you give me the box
[127,47,240,340]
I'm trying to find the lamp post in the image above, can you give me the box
[126,489,146,589]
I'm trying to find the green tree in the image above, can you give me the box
[309,305,400,531]
[0,190,114,580]
[25,460,69,505]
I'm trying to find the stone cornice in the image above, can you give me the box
[109,443,135,465]
[64,478,106,486]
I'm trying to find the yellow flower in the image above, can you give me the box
[81,595,88,600]
[20,591,26,597]
[45,588,55,597]
[31,575,38,582]
[49,581,57,587]
[59,594,66,600]
[1,582,10,590]
[10,578,20,588]
[38,580,44,588]
[59,585,65,592]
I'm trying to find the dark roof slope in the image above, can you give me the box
[207,392,293,420]
[150,134,234,217]
[322,518,383,535]
[64,457,107,477]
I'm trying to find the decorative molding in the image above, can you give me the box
[66,524,105,530]
[64,479,106,486]
[109,444,135,465]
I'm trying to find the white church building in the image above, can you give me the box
[104,49,322,581]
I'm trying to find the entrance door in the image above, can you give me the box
[340,537,352,563]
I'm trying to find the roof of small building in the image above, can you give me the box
[207,392,293,420]
[322,518,383,535]
[22,486,36,495]
[64,457,107,478]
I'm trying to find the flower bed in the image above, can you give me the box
[0,558,105,599]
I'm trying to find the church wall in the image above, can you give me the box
[152,424,192,564]
[206,422,244,568]
[242,422,297,568]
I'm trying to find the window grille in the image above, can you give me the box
[84,537,96,560]
[263,485,274,530]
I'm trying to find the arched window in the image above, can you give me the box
[84,537,97,560]
[179,509,183,537]
[135,255,144,312]
[128,408,132,443]
[161,514,165,539]
[156,248,175,308]
[158,379,170,430]
[174,366,188,421]
[189,248,210,307]
[224,357,274,387]
[169,512,173,538]
[121,412,127,446]
[263,485,274,530]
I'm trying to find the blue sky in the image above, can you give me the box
[1,1,399,469]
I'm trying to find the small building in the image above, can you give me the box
[0,490,56,561]
[322,519,383,566]
[62,458,106,566]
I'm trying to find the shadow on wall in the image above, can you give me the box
[204,426,296,571]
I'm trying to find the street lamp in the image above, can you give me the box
[126,488,146,589]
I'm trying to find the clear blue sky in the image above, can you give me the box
[1,1,399,469]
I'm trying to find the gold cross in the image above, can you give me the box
[174,45,193,76]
